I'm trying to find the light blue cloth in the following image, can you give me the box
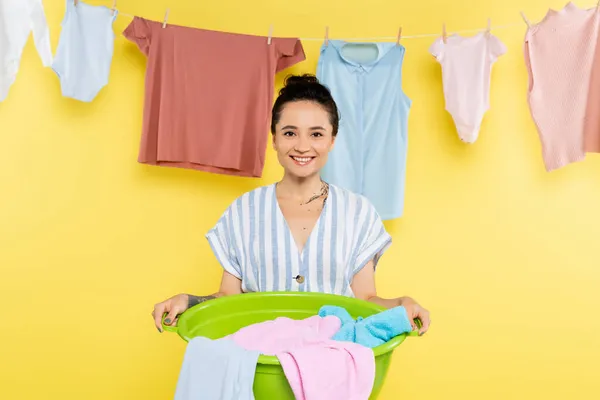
[52,0,117,102]
[317,41,412,220]
[318,305,413,348]
[174,337,259,400]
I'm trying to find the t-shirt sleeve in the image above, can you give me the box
[205,206,242,279]
[123,17,152,56]
[353,200,392,275]
[488,34,507,62]
[429,37,445,61]
[276,38,306,72]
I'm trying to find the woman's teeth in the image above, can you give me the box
[291,156,314,165]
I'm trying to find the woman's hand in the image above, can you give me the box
[400,297,431,336]
[152,294,189,332]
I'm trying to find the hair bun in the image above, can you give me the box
[284,74,320,87]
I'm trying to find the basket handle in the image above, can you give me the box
[161,313,179,334]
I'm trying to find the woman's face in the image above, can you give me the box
[272,101,336,179]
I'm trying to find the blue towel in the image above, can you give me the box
[318,305,413,348]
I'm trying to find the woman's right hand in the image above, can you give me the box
[152,294,189,332]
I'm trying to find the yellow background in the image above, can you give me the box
[1,0,599,399]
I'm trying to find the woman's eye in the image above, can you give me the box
[312,132,323,137]
[283,131,295,137]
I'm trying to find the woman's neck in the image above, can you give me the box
[277,173,325,202]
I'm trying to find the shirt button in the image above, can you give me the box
[295,275,305,284]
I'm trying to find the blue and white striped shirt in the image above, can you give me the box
[205,183,392,297]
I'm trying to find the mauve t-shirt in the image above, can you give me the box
[123,17,306,177]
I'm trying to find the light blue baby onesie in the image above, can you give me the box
[52,0,117,102]
[174,336,260,400]
[317,41,412,220]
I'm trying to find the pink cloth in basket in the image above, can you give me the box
[225,315,375,400]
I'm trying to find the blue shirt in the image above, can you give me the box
[317,41,412,220]
[206,184,391,296]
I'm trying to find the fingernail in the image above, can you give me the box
[157,327,162,333]
[165,318,171,324]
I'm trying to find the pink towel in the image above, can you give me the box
[225,315,375,400]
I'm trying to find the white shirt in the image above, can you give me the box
[206,183,392,297]
[0,0,53,101]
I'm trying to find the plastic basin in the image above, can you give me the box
[163,291,417,399]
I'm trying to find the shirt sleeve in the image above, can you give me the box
[428,37,445,62]
[30,0,52,67]
[205,206,242,279]
[488,34,507,62]
[353,200,392,275]
[123,17,152,56]
[275,38,306,72]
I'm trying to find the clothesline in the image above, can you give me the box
[61,1,598,41]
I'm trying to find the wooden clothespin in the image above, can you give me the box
[111,0,117,16]
[267,25,273,45]
[162,8,170,28]
[520,12,531,28]
[396,27,402,45]
[442,23,447,43]
[486,18,491,35]
[324,26,329,46]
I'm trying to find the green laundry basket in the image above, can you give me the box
[163,292,418,399]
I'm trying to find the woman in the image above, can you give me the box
[152,74,430,335]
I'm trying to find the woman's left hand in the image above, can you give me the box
[400,297,430,336]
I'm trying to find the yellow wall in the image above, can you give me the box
[2,0,600,398]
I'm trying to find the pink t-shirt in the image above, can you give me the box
[123,17,305,177]
[226,316,375,400]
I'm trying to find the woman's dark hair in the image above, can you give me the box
[270,74,340,136]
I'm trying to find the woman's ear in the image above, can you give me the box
[272,133,277,150]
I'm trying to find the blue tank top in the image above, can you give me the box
[317,41,411,220]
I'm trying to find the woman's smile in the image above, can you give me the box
[290,155,316,166]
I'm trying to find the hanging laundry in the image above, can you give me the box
[174,336,259,400]
[584,8,600,153]
[318,305,413,348]
[524,3,600,171]
[52,0,118,102]
[123,17,305,177]
[0,0,53,102]
[316,41,411,220]
[225,315,375,400]
[429,31,506,144]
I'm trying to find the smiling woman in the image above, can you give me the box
[152,74,430,336]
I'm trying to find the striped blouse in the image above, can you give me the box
[205,183,392,297]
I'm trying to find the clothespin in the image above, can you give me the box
[162,8,169,28]
[74,0,78,5]
[324,26,329,46]
[520,12,531,28]
[111,0,117,16]
[486,18,491,35]
[396,27,402,45]
[267,25,273,45]
[442,23,447,43]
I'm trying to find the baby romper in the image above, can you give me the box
[524,2,600,171]
[429,32,506,143]
[0,0,53,101]
[52,0,117,102]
